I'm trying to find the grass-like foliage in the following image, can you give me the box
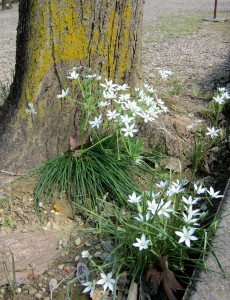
[32,68,168,211]
[71,177,222,299]
[29,68,229,298]
[33,135,162,211]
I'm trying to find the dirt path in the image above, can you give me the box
[143,0,230,89]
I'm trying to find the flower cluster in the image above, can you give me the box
[213,87,230,105]
[57,69,168,140]
[91,79,168,137]
[79,251,115,297]
[130,178,223,250]
[158,69,174,79]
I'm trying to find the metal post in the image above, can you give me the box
[214,0,218,19]
[203,0,226,22]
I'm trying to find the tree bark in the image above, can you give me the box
[2,0,13,10]
[0,0,143,171]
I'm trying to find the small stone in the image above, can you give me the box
[52,222,59,230]
[16,287,22,293]
[38,283,43,287]
[75,237,82,246]
[23,290,29,295]
[58,264,64,270]
[35,293,43,299]
[93,251,103,258]
[84,241,90,247]
[0,289,5,294]
[42,288,46,292]
[29,288,38,295]
[29,263,36,269]
[74,255,80,261]
[21,228,28,233]
[47,271,55,277]
[62,239,68,247]
[49,278,58,289]
[46,221,52,229]
[44,297,50,300]
[56,274,64,282]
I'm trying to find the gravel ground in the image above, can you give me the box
[143,0,230,92]
[0,1,229,87]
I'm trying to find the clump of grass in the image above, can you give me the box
[33,135,161,213]
[31,68,168,214]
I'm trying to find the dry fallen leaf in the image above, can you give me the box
[90,288,107,300]
[128,282,138,300]
[27,273,34,280]
[159,256,185,300]
[145,264,161,282]
[144,257,185,300]
[69,133,87,151]
[53,203,61,212]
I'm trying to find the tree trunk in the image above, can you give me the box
[2,0,13,10]
[0,0,143,171]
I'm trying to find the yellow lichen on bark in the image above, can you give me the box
[51,0,88,61]
[17,0,137,121]
[117,2,132,79]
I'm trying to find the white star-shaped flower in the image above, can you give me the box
[121,123,138,137]
[98,101,109,107]
[158,200,174,218]
[222,91,230,100]
[26,103,37,115]
[57,88,69,99]
[106,109,120,120]
[206,127,220,139]
[182,196,199,206]
[206,186,223,199]
[186,123,196,130]
[120,114,134,125]
[167,181,184,196]
[116,83,129,91]
[133,234,151,251]
[82,280,97,297]
[155,180,168,189]
[103,90,117,99]
[128,192,142,204]
[81,250,90,258]
[175,226,198,247]
[213,94,225,105]
[194,183,206,194]
[134,212,151,222]
[89,114,103,129]
[100,79,118,92]
[182,211,200,226]
[67,70,79,80]
[97,272,115,292]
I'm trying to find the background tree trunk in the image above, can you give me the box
[2,0,12,10]
[0,0,143,171]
